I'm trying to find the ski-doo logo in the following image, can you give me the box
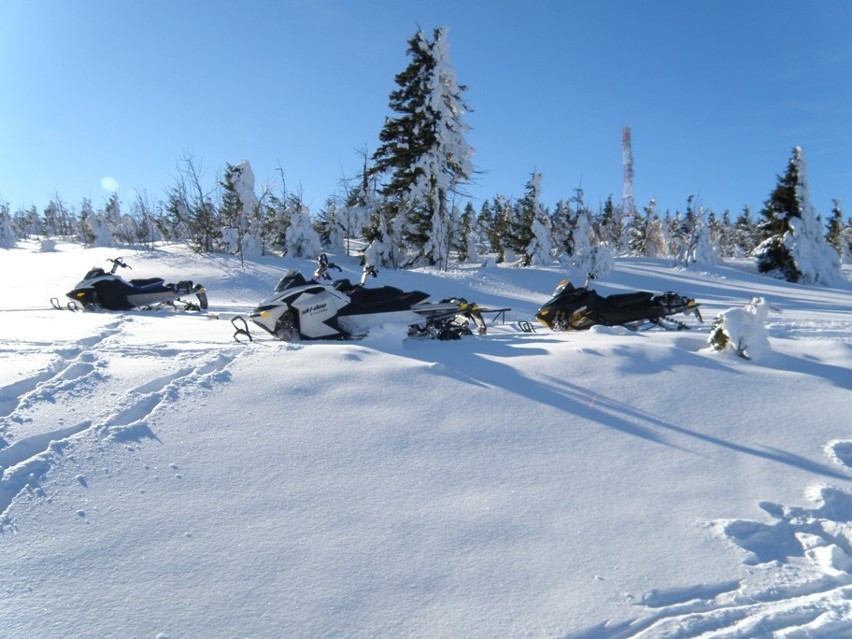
[302,303,327,315]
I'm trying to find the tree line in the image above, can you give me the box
[1,27,850,285]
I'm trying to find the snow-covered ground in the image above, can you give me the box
[1,240,851,638]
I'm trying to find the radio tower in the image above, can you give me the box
[621,127,636,219]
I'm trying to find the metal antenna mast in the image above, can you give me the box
[621,127,636,218]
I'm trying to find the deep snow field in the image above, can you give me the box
[1,240,851,639]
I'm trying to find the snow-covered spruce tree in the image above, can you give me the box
[826,199,847,261]
[77,198,96,245]
[594,195,624,254]
[566,205,592,264]
[369,26,474,267]
[315,197,346,253]
[754,146,840,284]
[708,297,772,361]
[629,199,665,257]
[282,193,321,258]
[503,172,552,266]
[550,199,575,257]
[524,173,553,265]
[41,199,61,237]
[82,207,114,247]
[454,201,479,262]
[102,193,128,243]
[684,217,720,265]
[0,201,16,249]
[363,209,405,269]
[716,210,738,258]
[219,161,264,264]
[568,207,614,282]
[733,204,758,257]
[479,197,510,263]
[15,205,41,237]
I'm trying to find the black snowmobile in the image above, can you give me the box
[52,257,208,312]
[535,278,702,331]
[232,254,487,342]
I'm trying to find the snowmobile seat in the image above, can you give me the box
[603,291,654,308]
[347,286,407,309]
[130,277,166,289]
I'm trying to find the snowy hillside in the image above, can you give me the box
[1,241,851,638]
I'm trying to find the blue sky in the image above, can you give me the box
[2,0,851,220]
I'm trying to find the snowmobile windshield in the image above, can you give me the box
[553,279,575,295]
[273,271,308,293]
[84,267,106,279]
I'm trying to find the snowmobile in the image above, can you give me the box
[534,278,702,331]
[231,254,487,342]
[52,257,208,312]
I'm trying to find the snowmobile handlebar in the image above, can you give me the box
[313,253,342,281]
[107,257,131,273]
[360,265,378,285]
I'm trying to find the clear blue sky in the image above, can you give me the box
[2,0,851,219]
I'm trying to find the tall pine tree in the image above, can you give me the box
[370,26,474,266]
[754,146,840,284]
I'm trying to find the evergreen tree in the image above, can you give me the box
[684,217,720,265]
[0,201,15,249]
[733,204,757,256]
[77,198,96,245]
[550,199,574,257]
[161,184,190,242]
[42,199,61,236]
[504,172,551,266]
[316,197,347,252]
[83,202,114,247]
[826,199,845,259]
[717,209,736,258]
[754,146,840,284]
[219,161,264,263]
[629,199,663,256]
[477,199,501,261]
[369,26,474,264]
[454,201,479,262]
[284,197,321,258]
[594,195,622,252]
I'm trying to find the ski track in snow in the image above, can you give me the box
[0,316,238,524]
[575,442,852,639]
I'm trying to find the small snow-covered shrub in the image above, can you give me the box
[572,243,614,283]
[708,297,773,361]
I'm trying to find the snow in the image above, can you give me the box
[1,241,851,638]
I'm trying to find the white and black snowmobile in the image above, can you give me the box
[231,254,486,342]
[534,278,702,331]
[52,257,208,312]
